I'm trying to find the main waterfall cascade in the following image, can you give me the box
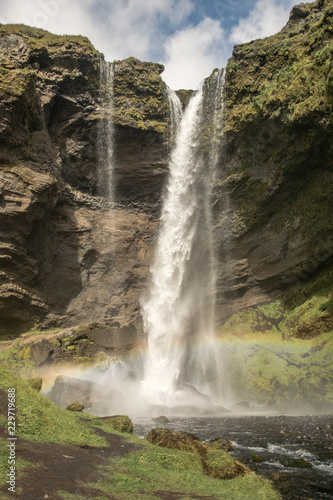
[141,69,226,409]
[69,69,227,415]
[98,59,115,202]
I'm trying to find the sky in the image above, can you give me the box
[0,0,297,89]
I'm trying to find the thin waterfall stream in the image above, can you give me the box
[98,59,115,203]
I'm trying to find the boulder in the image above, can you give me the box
[66,401,84,412]
[152,416,169,424]
[47,375,106,411]
[98,415,134,433]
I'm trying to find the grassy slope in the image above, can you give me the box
[0,368,280,499]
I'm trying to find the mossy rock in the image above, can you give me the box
[66,401,84,412]
[101,415,134,434]
[26,377,42,392]
[279,457,312,468]
[208,438,234,452]
[205,449,247,479]
[252,454,264,463]
[145,428,206,457]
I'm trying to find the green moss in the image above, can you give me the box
[102,416,134,434]
[88,439,280,500]
[66,401,84,412]
[218,262,333,406]
[26,377,42,392]
[205,450,246,479]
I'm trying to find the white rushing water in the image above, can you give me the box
[98,59,115,202]
[141,70,226,408]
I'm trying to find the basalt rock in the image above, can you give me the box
[212,0,333,324]
[0,24,168,336]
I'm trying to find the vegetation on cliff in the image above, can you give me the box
[218,261,333,407]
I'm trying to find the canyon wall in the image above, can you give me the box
[0,0,332,341]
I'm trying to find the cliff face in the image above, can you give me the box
[0,25,169,336]
[213,0,333,324]
[0,0,332,343]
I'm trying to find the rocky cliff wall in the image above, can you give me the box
[0,0,332,341]
[213,0,333,325]
[0,25,170,336]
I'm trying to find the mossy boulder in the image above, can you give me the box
[205,450,247,479]
[145,428,247,481]
[66,401,84,412]
[209,438,234,452]
[279,457,312,468]
[101,415,134,434]
[145,428,206,457]
[26,377,42,392]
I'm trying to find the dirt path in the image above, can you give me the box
[0,388,138,500]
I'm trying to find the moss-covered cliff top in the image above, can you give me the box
[113,57,169,133]
[0,23,102,96]
[225,0,333,133]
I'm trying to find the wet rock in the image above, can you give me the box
[152,416,169,424]
[252,454,263,463]
[230,401,252,412]
[279,457,312,468]
[270,472,287,481]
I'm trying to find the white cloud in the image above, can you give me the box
[0,0,194,62]
[161,17,227,90]
[229,0,294,44]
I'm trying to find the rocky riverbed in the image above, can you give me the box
[134,414,333,500]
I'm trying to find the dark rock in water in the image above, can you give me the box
[98,415,134,434]
[207,406,231,415]
[279,457,312,468]
[169,406,201,415]
[252,454,264,463]
[270,472,287,482]
[66,401,84,412]
[47,375,109,413]
[175,381,211,404]
[152,415,169,424]
[149,405,170,417]
[230,401,252,412]
[208,438,234,452]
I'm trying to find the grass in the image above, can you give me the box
[224,0,333,133]
[0,367,106,447]
[0,367,281,499]
[85,441,280,500]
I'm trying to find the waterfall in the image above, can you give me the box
[166,86,182,144]
[141,70,226,408]
[98,59,115,202]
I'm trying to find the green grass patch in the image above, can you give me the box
[86,440,280,500]
[0,367,106,447]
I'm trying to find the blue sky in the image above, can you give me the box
[0,0,297,88]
